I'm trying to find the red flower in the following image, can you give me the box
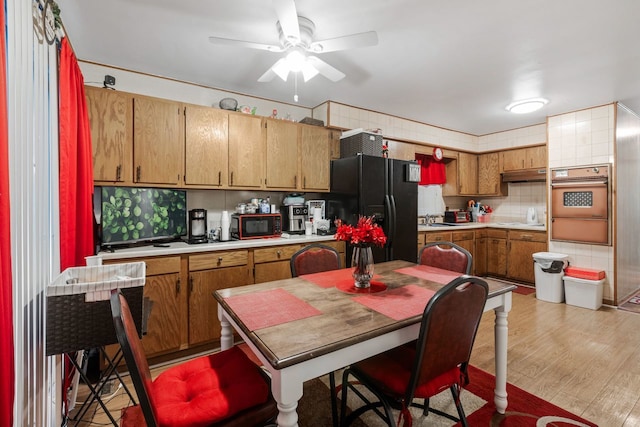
[334,215,387,247]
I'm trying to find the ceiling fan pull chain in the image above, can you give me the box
[294,73,299,102]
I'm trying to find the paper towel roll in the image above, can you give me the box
[313,207,322,221]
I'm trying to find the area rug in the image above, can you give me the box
[298,365,597,426]
[513,285,536,296]
[619,291,640,314]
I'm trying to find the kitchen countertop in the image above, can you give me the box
[418,222,547,232]
[90,222,547,263]
[90,234,338,262]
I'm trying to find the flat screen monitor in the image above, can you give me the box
[100,187,187,247]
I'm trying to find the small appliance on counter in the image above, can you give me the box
[188,209,208,244]
[444,210,470,223]
[230,213,282,240]
[283,193,305,206]
[526,207,538,225]
[281,204,308,234]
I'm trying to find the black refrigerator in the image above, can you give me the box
[327,154,419,264]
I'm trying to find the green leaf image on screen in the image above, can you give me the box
[101,187,187,245]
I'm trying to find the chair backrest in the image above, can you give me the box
[110,289,158,427]
[290,243,341,277]
[407,275,488,402]
[418,241,472,274]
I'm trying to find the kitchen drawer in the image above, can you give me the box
[254,244,303,263]
[189,250,248,271]
[475,229,487,238]
[509,230,547,243]
[452,230,474,242]
[486,229,508,239]
[424,232,453,243]
[105,256,181,276]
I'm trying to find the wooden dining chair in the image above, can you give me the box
[418,241,472,274]
[290,243,341,277]
[290,243,341,426]
[110,289,278,427]
[339,275,489,427]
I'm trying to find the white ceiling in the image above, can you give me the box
[56,0,640,136]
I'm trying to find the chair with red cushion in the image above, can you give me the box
[290,243,341,277]
[110,289,278,427]
[290,243,341,426]
[418,241,472,274]
[339,275,488,427]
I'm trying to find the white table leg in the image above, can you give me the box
[218,304,234,351]
[493,294,511,414]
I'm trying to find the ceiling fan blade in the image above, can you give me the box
[258,58,290,82]
[209,36,284,52]
[309,31,378,53]
[273,0,300,43]
[307,56,345,82]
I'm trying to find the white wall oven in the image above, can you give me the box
[550,164,611,245]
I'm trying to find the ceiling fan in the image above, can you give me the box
[208,0,378,83]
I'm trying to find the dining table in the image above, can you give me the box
[214,259,516,427]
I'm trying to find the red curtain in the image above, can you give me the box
[58,37,94,270]
[0,1,15,425]
[416,153,446,185]
[58,37,95,414]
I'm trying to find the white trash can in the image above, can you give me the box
[532,252,569,303]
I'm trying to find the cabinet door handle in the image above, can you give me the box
[435,237,442,241]
[217,256,223,265]
[218,171,221,186]
[230,171,234,185]
[277,250,281,258]
[176,277,181,293]
[116,165,122,181]
[294,175,297,187]
[521,234,533,240]
[189,276,194,293]
[136,165,141,182]
[304,176,306,188]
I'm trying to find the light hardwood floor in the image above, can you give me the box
[70,291,640,426]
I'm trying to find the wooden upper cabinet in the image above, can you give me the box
[228,113,264,188]
[265,119,299,189]
[86,86,133,183]
[300,125,330,191]
[184,105,228,187]
[502,145,547,171]
[387,140,416,161]
[133,96,183,185]
[478,152,507,196]
[457,152,478,195]
[527,145,547,169]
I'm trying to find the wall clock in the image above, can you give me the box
[433,147,444,161]
[43,0,56,45]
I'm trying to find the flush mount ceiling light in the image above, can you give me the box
[505,98,549,114]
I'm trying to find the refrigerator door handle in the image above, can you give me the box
[388,194,397,247]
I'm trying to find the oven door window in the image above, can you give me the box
[563,191,593,207]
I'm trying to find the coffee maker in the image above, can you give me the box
[188,209,208,244]
[281,205,308,234]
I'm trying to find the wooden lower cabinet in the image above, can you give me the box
[254,241,347,283]
[474,230,487,277]
[188,266,252,346]
[137,256,183,358]
[188,250,251,346]
[486,229,508,277]
[507,230,547,283]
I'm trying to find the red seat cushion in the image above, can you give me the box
[150,346,271,427]
[354,345,462,399]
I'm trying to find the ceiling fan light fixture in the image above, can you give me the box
[285,49,306,72]
[506,98,549,114]
[272,60,291,81]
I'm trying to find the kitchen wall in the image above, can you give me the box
[547,104,616,303]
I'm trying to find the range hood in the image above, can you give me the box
[501,168,547,183]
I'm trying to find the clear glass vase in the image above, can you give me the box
[351,246,374,288]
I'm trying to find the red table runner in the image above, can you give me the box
[352,284,436,321]
[301,268,381,289]
[224,288,322,331]
[394,265,462,284]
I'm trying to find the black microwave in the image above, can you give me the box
[230,213,282,240]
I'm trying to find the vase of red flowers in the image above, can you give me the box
[334,216,387,289]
